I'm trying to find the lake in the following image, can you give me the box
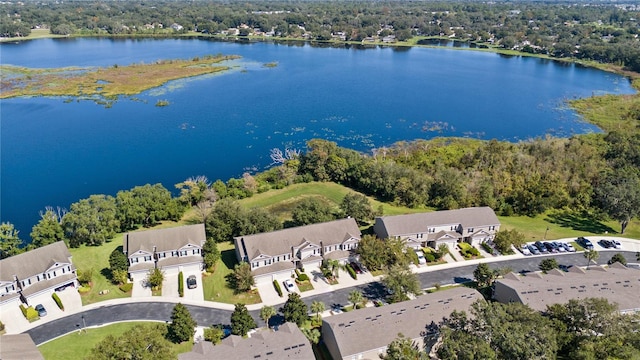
[0,37,636,237]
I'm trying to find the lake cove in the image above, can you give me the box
[0,38,636,237]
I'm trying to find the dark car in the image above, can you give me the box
[577,237,594,250]
[543,242,557,253]
[35,304,47,317]
[187,275,197,289]
[350,262,363,274]
[528,244,541,255]
[599,239,614,249]
[534,241,549,254]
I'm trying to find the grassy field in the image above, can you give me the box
[201,242,261,305]
[239,182,429,220]
[38,321,192,360]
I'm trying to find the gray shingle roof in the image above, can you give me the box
[0,334,45,360]
[0,241,72,282]
[178,322,314,360]
[376,207,499,237]
[123,224,205,255]
[322,287,483,358]
[494,265,640,312]
[235,218,361,262]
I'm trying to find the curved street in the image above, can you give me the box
[26,250,637,345]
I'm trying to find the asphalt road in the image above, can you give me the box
[27,251,638,345]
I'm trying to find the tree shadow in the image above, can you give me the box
[220,249,238,270]
[100,267,113,282]
[453,276,472,284]
[360,282,387,299]
[546,210,617,234]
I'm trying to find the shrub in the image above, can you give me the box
[178,271,184,297]
[20,305,39,322]
[407,250,419,265]
[78,286,91,293]
[425,253,436,262]
[52,292,64,310]
[345,263,357,280]
[0,321,5,332]
[273,280,283,297]
[481,242,493,253]
[77,268,93,286]
[297,273,310,282]
[470,248,480,256]
[119,283,133,293]
[295,269,301,277]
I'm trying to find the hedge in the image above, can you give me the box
[481,242,493,254]
[345,263,357,280]
[459,243,480,258]
[178,271,184,297]
[119,283,133,293]
[273,280,283,297]
[19,305,39,322]
[425,253,436,263]
[52,292,64,310]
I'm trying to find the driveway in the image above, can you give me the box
[131,273,151,298]
[0,301,30,334]
[183,272,204,302]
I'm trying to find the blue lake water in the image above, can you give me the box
[0,38,636,237]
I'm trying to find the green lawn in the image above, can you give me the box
[499,210,640,241]
[201,242,261,305]
[239,181,429,219]
[38,321,192,360]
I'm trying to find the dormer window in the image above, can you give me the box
[468,228,474,233]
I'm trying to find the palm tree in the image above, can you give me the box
[327,259,342,279]
[348,290,364,310]
[584,250,599,269]
[310,301,325,322]
[259,305,276,329]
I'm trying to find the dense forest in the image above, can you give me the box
[1,0,639,71]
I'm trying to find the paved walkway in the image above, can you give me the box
[9,236,640,336]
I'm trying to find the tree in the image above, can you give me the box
[492,229,525,255]
[202,237,220,271]
[357,235,408,271]
[310,300,325,322]
[230,303,256,336]
[539,258,559,273]
[230,262,254,293]
[203,326,224,344]
[167,303,197,343]
[437,327,497,360]
[88,323,174,360]
[146,268,164,290]
[29,209,64,249]
[109,247,129,272]
[280,292,308,326]
[608,253,627,266]
[290,197,337,226]
[348,290,364,309]
[340,193,374,225]
[260,305,276,328]
[594,171,640,234]
[176,176,217,222]
[62,194,120,247]
[115,184,182,230]
[584,250,599,269]
[301,327,321,344]
[382,264,422,303]
[473,263,497,288]
[381,334,428,360]
[0,222,23,259]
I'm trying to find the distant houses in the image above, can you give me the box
[494,263,640,314]
[0,241,78,307]
[322,287,484,360]
[122,224,206,282]
[179,322,313,360]
[234,218,361,283]
[373,207,500,250]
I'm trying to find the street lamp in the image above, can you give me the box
[543,227,549,240]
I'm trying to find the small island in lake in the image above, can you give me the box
[0,54,240,99]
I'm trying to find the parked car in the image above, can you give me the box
[613,240,622,249]
[598,239,614,249]
[187,275,197,289]
[415,250,427,264]
[535,241,549,253]
[283,279,295,292]
[577,237,594,250]
[520,244,531,256]
[552,241,566,252]
[528,244,541,255]
[544,241,559,253]
[35,304,47,317]
[350,262,363,274]
[562,242,576,252]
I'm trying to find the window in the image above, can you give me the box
[62,268,65,274]
[181,250,188,256]
[37,275,40,281]
[468,228,474,233]
[144,256,152,262]
[490,225,495,231]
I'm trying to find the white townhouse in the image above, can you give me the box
[0,241,78,307]
[373,207,500,250]
[234,218,361,283]
[123,224,206,278]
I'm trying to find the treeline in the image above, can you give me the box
[1,1,639,71]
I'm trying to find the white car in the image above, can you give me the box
[520,244,531,256]
[415,250,427,264]
[562,242,576,252]
[613,240,622,249]
[283,279,295,292]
